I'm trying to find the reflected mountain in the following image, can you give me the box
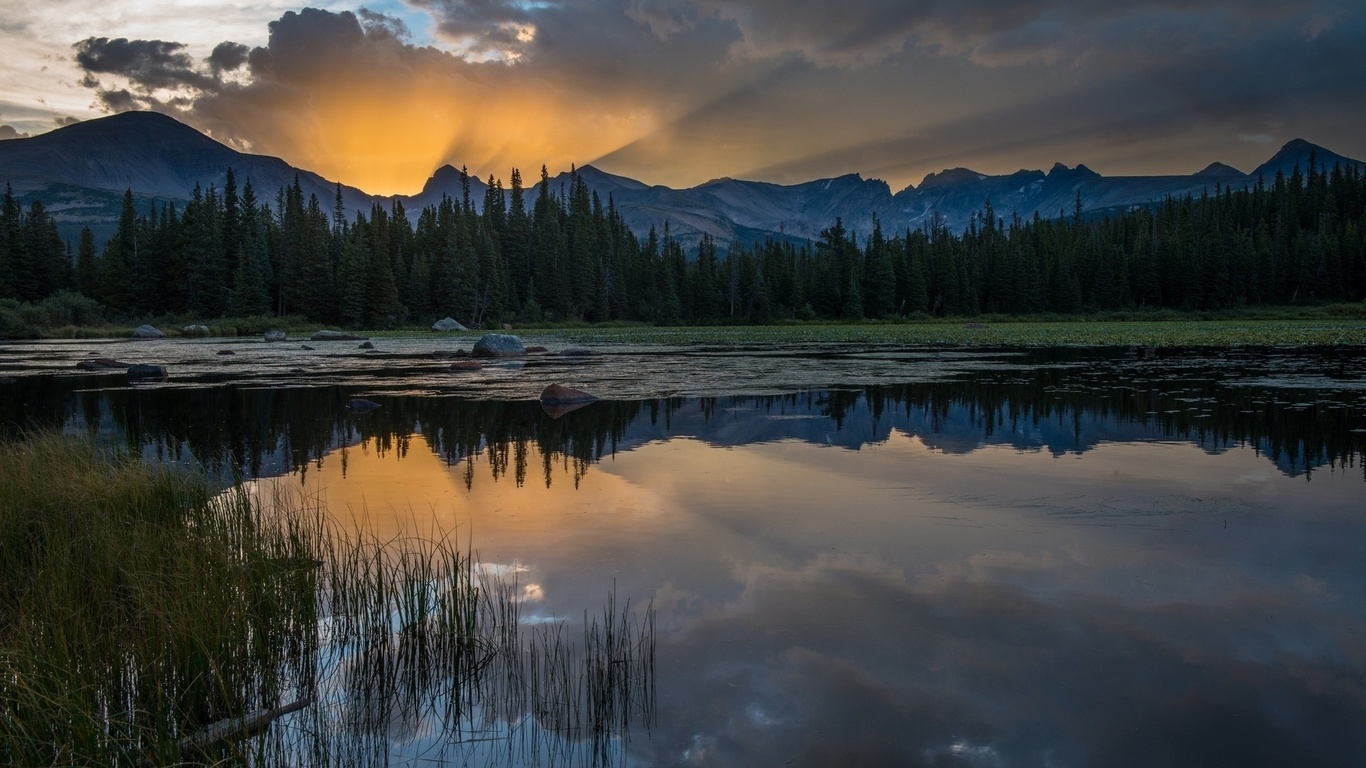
[2,348,1361,484]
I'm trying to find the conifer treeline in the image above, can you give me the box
[2,157,1363,325]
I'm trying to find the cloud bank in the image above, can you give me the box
[65,1,1366,193]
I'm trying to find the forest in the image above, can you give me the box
[1,156,1363,329]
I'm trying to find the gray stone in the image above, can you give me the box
[182,324,211,337]
[264,330,287,342]
[431,317,468,332]
[471,333,526,358]
[133,324,166,339]
[311,330,367,341]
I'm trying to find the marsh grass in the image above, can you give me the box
[1,435,654,766]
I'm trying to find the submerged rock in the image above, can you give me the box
[358,341,374,350]
[127,364,168,381]
[431,317,468,332]
[76,358,131,371]
[448,360,483,372]
[525,345,548,353]
[432,349,469,359]
[540,383,598,405]
[133,325,165,339]
[346,398,381,413]
[311,330,367,341]
[560,348,598,357]
[216,349,235,356]
[472,333,526,358]
[264,330,287,342]
[539,383,597,419]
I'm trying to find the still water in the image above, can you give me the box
[3,340,1365,766]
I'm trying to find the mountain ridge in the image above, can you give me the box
[2,111,1363,250]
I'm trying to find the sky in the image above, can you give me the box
[0,1,1363,196]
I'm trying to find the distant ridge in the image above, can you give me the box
[2,112,1363,250]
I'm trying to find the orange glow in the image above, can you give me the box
[251,433,663,545]
[244,77,658,196]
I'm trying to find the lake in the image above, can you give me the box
[2,335,1365,766]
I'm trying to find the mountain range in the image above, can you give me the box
[2,111,1362,251]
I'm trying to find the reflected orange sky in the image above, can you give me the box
[264,429,1363,611]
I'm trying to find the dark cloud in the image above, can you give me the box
[73,37,219,93]
[207,41,249,74]
[0,124,29,140]
[404,0,543,57]
[356,7,412,40]
[53,115,80,127]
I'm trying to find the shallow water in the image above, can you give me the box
[3,337,1365,766]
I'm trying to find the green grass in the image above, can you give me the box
[0,434,654,766]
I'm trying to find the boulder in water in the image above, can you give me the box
[127,364,168,381]
[133,325,165,339]
[471,333,526,358]
[264,330,287,342]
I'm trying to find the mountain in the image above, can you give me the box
[1251,138,1363,180]
[0,112,380,242]
[3,111,1363,251]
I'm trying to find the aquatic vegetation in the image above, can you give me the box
[0,434,653,766]
[540,318,1366,348]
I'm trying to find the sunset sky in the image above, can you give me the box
[0,1,1363,195]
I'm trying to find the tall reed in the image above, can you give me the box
[1,434,654,766]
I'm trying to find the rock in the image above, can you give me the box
[264,330,287,342]
[346,398,381,412]
[301,345,314,350]
[432,349,466,359]
[501,323,513,331]
[217,350,236,356]
[76,358,131,371]
[539,383,597,419]
[133,324,166,339]
[358,341,374,350]
[311,330,367,341]
[182,324,211,337]
[127,364,168,381]
[525,345,548,353]
[560,348,598,357]
[539,383,598,405]
[448,360,483,372]
[472,333,526,358]
[431,317,468,332]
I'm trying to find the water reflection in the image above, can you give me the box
[4,351,1366,765]
[4,364,1361,483]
